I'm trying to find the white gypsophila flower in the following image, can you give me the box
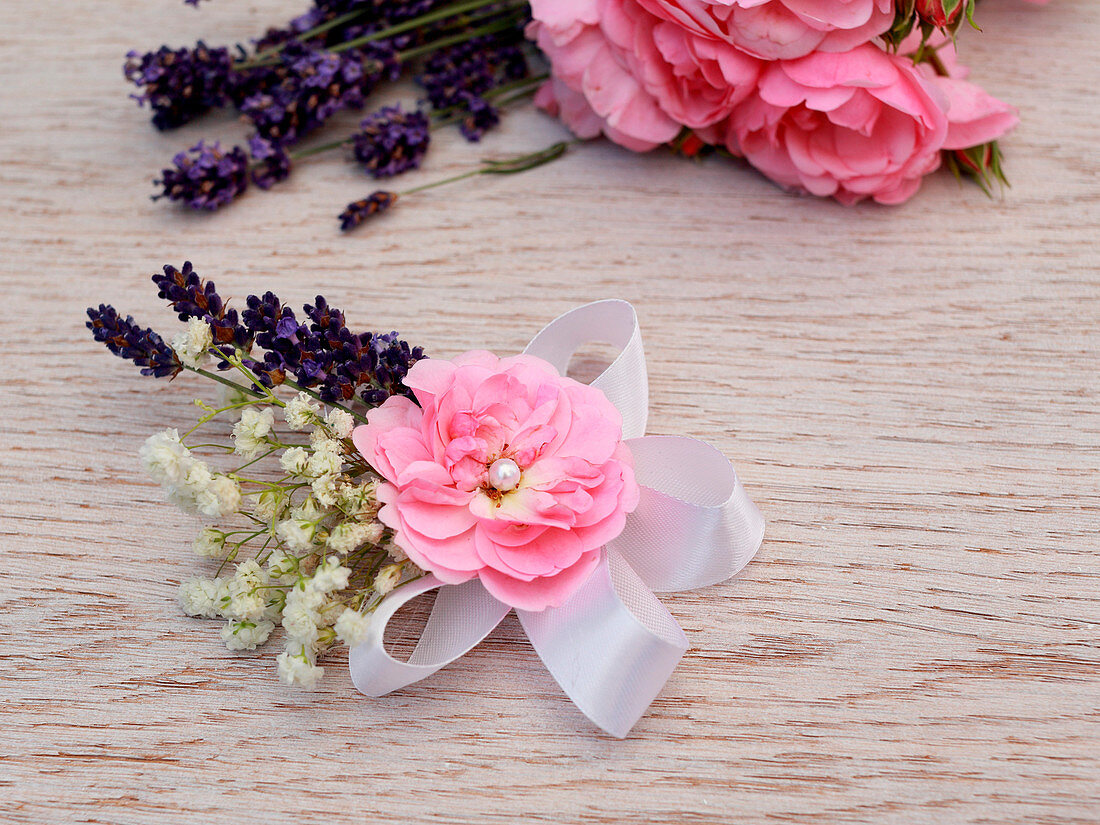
[171,317,213,369]
[221,619,275,651]
[324,408,355,439]
[266,549,298,583]
[292,497,322,522]
[285,393,320,431]
[279,446,309,476]
[306,448,343,480]
[276,643,324,689]
[179,577,226,618]
[276,517,316,552]
[326,520,383,554]
[337,481,379,520]
[282,584,325,645]
[281,601,320,646]
[308,557,351,595]
[225,559,267,622]
[140,429,192,487]
[166,459,213,515]
[334,608,371,647]
[311,473,339,507]
[192,527,228,559]
[232,407,275,459]
[374,563,403,596]
[384,540,408,563]
[252,489,284,523]
[195,474,241,519]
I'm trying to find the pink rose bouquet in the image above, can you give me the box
[635,0,896,60]
[353,350,640,610]
[530,0,1030,203]
[128,0,1051,221]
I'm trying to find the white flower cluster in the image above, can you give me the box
[275,557,355,689]
[284,393,321,431]
[232,407,275,459]
[141,430,241,519]
[151,383,416,692]
[171,318,213,369]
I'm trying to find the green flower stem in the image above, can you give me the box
[398,139,572,197]
[183,357,370,425]
[292,138,353,160]
[394,12,527,63]
[186,364,265,399]
[237,0,527,70]
[230,447,281,475]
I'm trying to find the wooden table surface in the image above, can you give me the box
[2,1,1097,822]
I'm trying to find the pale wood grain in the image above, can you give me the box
[0,1,1098,823]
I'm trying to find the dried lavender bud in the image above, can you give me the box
[241,41,398,147]
[417,35,528,111]
[238,290,425,402]
[301,296,425,403]
[339,191,398,231]
[154,141,249,211]
[457,92,499,142]
[353,106,431,178]
[86,305,181,378]
[124,42,232,130]
[153,262,249,348]
[248,135,293,190]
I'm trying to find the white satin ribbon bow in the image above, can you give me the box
[349,300,765,737]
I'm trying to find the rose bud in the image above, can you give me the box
[915,0,966,27]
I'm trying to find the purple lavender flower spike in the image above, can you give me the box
[86,305,181,378]
[89,266,427,405]
[353,106,431,178]
[124,42,233,130]
[152,262,249,349]
[241,41,398,147]
[339,191,398,231]
[417,36,528,110]
[154,141,249,211]
[248,135,293,190]
[457,93,500,142]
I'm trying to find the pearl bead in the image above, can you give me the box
[487,458,521,492]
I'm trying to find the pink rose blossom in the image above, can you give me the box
[925,76,1018,151]
[724,44,950,204]
[636,0,895,60]
[528,0,761,151]
[352,351,640,612]
[906,35,1019,151]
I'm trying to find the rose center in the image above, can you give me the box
[487,457,521,492]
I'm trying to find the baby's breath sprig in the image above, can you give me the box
[88,265,430,688]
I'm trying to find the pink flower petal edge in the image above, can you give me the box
[353,351,641,611]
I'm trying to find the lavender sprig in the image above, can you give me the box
[353,105,431,177]
[153,141,250,211]
[88,263,427,411]
[124,43,233,131]
[339,140,570,232]
[249,136,293,189]
[86,306,182,378]
[240,41,399,147]
[339,191,399,230]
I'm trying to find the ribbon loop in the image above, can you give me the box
[524,299,648,440]
[518,549,688,738]
[348,300,763,737]
[349,575,510,697]
[609,435,765,593]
